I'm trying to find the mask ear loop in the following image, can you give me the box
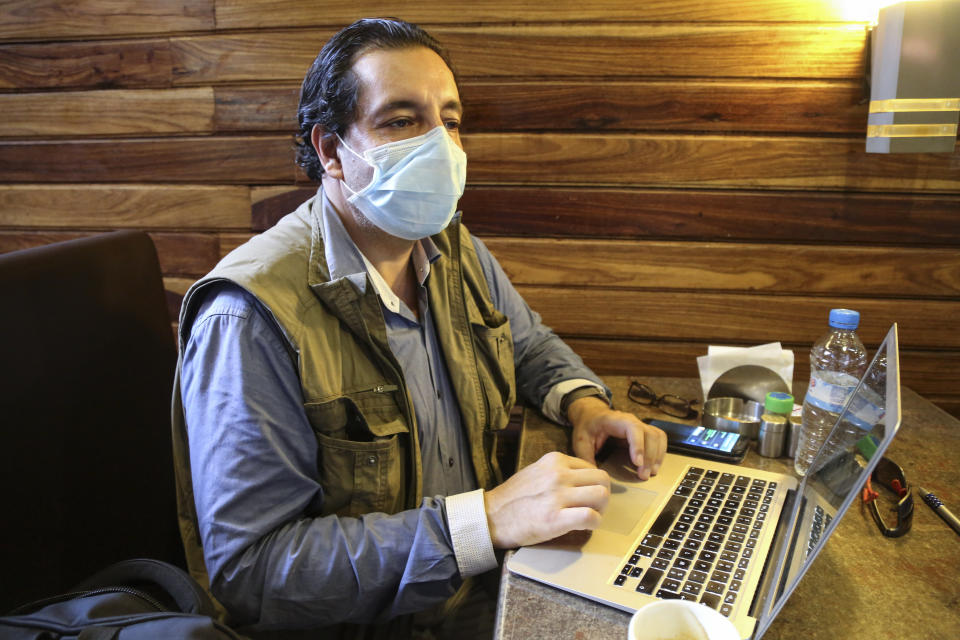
[335,134,378,197]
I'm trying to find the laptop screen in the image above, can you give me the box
[753,324,901,638]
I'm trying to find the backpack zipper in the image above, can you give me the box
[11,586,168,616]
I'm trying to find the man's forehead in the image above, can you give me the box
[351,46,461,114]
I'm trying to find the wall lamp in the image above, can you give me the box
[866,0,960,153]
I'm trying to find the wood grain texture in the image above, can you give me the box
[435,24,867,79]
[250,187,315,230]
[0,138,294,184]
[218,232,255,258]
[170,31,330,86]
[0,39,172,90]
[7,133,954,191]
[461,187,960,244]
[484,238,960,297]
[163,276,198,297]
[518,286,959,348]
[463,133,960,192]
[213,80,868,135]
[0,0,214,41]
[0,185,251,229]
[214,85,299,132]
[214,1,877,29]
[0,230,89,253]
[168,24,867,86]
[149,232,221,276]
[0,88,215,138]
[253,186,960,245]
[462,80,868,134]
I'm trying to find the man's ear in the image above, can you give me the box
[311,124,343,179]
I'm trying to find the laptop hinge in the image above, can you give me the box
[749,488,802,627]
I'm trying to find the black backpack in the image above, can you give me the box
[0,559,247,639]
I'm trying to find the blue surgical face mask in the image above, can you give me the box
[337,126,467,241]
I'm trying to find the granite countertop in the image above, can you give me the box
[494,377,960,639]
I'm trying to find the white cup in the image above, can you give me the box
[627,600,740,640]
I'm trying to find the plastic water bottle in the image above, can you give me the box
[794,309,868,476]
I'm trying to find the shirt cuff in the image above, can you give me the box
[445,489,498,578]
[542,379,610,426]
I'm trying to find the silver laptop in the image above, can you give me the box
[508,324,901,640]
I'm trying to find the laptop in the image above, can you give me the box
[508,324,900,639]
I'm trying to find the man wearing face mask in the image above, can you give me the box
[172,17,667,638]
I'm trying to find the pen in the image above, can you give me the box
[917,486,960,537]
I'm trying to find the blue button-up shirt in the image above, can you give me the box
[180,193,606,628]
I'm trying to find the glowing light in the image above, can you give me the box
[833,0,905,23]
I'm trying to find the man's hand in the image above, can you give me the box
[483,451,611,549]
[567,396,667,481]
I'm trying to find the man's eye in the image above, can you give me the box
[389,119,413,128]
[445,120,461,131]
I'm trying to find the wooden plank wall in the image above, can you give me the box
[1,1,958,416]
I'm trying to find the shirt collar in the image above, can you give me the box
[319,189,441,310]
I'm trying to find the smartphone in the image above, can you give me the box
[647,419,748,464]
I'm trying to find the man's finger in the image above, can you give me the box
[553,505,604,532]
[560,483,611,512]
[565,467,611,489]
[649,427,668,475]
[622,420,649,473]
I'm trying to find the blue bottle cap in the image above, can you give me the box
[828,308,860,330]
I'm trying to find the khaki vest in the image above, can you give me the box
[170,193,516,601]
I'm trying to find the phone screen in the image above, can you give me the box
[683,426,741,453]
[646,419,747,463]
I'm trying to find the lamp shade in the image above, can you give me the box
[866,0,960,153]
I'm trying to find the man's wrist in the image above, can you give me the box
[562,386,610,425]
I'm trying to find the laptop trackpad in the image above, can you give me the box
[598,482,659,536]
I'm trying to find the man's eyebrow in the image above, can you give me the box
[372,99,463,118]
[443,99,464,115]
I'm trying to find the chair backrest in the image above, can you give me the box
[0,231,185,612]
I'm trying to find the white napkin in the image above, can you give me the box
[696,342,794,401]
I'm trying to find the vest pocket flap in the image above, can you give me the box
[314,430,398,454]
[362,417,408,437]
[305,389,407,440]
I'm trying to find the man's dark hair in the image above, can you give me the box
[295,18,459,182]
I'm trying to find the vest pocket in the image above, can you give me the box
[470,313,517,431]
[314,430,405,517]
[305,393,409,516]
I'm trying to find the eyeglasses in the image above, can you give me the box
[861,457,913,538]
[627,381,698,419]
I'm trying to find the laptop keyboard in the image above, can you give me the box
[611,466,779,618]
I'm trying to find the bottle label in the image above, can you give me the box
[805,370,859,414]
[845,387,885,431]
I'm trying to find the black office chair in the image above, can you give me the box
[0,231,185,611]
